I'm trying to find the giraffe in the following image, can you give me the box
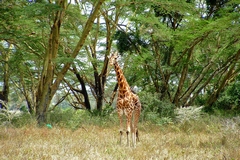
[108,52,141,147]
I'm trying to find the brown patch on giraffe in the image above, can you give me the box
[119,83,123,88]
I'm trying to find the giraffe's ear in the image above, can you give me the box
[108,52,114,59]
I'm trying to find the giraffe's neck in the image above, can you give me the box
[114,62,131,91]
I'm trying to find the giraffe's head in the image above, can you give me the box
[108,51,118,66]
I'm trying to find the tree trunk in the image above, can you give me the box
[94,71,103,111]
[206,49,240,108]
[72,66,91,110]
[172,32,210,106]
[180,61,213,106]
[173,47,193,106]
[0,44,10,109]
[35,0,105,125]
[35,0,66,125]
[109,83,118,106]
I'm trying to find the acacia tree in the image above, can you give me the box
[114,0,240,109]
[1,0,125,121]
[0,1,29,110]
[64,0,136,111]
[1,0,106,124]
[35,0,106,124]
[1,0,239,125]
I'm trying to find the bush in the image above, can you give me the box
[48,108,88,129]
[65,109,88,130]
[11,113,36,127]
[0,109,36,128]
[213,80,240,115]
[47,106,118,129]
[139,91,175,125]
[175,106,204,123]
[48,107,75,125]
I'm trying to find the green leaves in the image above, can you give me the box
[114,30,148,54]
[0,0,239,119]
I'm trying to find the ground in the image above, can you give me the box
[0,116,239,160]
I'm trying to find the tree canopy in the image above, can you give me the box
[0,0,239,124]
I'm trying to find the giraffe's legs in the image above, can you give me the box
[126,130,130,147]
[131,122,136,147]
[118,110,123,145]
[126,111,133,147]
[136,129,139,142]
[120,130,123,145]
[133,108,141,146]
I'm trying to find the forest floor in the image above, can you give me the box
[0,116,240,160]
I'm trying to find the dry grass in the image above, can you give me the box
[0,116,240,160]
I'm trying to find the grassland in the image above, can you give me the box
[0,115,239,160]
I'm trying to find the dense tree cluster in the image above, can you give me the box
[0,0,239,124]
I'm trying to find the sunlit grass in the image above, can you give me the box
[0,115,239,160]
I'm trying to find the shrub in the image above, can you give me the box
[48,108,88,128]
[212,80,240,115]
[47,106,118,129]
[175,106,204,123]
[139,91,175,125]
[65,109,88,130]
[0,109,35,128]
[48,107,75,125]
[11,113,36,127]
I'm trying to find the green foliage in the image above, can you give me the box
[212,79,240,114]
[11,113,35,127]
[47,107,118,130]
[139,91,175,125]
[0,106,117,129]
[114,30,148,54]
[1,0,240,125]
[89,105,115,117]
[48,108,74,126]
[64,109,89,130]
[0,109,35,128]
[0,110,16,127]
